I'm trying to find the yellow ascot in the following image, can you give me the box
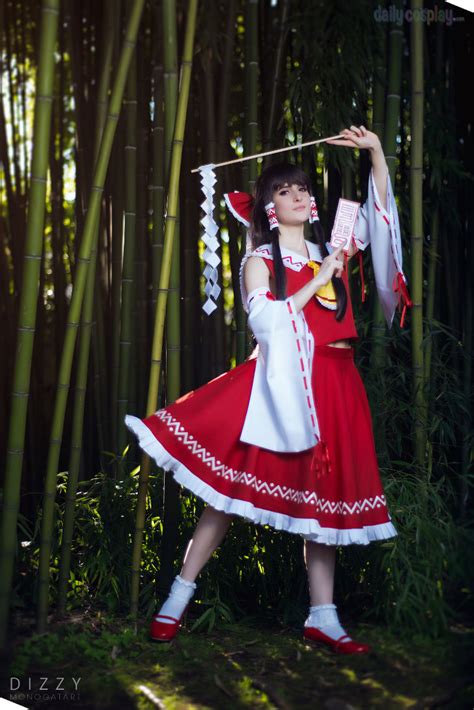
[307,260,337,311]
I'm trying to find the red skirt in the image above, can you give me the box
[125,345,397,545]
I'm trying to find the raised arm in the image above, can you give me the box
[368,140,389,211]
[327,125,389,209]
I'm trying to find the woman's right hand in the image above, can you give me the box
[314,244,345,288]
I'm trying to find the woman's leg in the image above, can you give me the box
[304,540,336,605]
[180,505,235,582]
[303,539,355,644]
[152,505,234,628]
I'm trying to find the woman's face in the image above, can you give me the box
[272,183,310,226]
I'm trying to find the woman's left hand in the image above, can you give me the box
[326,125,382,152]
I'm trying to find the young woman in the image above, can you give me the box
[125,125,408,654]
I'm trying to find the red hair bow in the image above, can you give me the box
[224,191,254,227]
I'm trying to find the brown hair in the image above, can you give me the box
[249,162,347,320]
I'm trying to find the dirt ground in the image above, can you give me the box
[2,611,473,709]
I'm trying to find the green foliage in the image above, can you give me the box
[339,463,473,634]
[14,467,163,617]
[8,614,474,709]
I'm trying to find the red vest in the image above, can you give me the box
[262,257,358,347]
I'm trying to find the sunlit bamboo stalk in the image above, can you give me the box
[0,0,60,650]
[129,0,198,617]
[151,1,165,308]
[36,0,146,633]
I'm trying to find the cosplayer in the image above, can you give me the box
[125,125,411,654]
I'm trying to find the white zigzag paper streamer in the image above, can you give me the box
[199,164,221,315]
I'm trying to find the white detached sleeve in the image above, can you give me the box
[353,168,411,327]
[239,286,320,453]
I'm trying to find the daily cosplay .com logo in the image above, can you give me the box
[373,3,466,25]
[7,676,82,704]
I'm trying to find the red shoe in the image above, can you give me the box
[150,607,188,642]
[303,626,370,654]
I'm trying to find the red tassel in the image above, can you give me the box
[310,441,332,479]
[393,272,413,328]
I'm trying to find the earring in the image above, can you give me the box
[265,201,279,230]
[309,195,319,223]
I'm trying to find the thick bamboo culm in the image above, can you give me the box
[129,0,199,618]
[410,0,426,468]
[36,0,147,633]
[369,7,389,376]
[160,0,182,598]
[117,54,138,454]
[57,4,115,613]
[0,0,60,651]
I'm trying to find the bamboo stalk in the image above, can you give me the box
[36,0,146,633]
[181,98,200,390]
[369,2,390,464]
[135,29,150,415]
[117,53,138,454]
[216,0,237,158]
[243,0,258,192]
[0,0,60,650]
[200,12,225,379]
[236,0,260,364]
[263,0,289,151]
[159,0,182,598]
[370,5,390,375]
[57,2,115,612]
[460,230,473,518]
[410,0,426,468]
[110,2,124,456]
[129,0,198,617]
[424,208,439,387]
[110,134,124,455]
[424,20,444,409]
[151,0,165,309]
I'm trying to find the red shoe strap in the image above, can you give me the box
[153,614,179,623]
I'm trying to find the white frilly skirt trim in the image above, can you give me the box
[125,415,398,546]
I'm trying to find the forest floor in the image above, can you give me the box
[2,610,473,710]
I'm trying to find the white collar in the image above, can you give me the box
[252,240,323,272]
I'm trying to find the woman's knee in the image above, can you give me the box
[204,504,236,522]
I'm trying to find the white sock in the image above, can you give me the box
[154,575,196,625]
[304,603,351,643]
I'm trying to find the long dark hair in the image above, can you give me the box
[249,162,347,320]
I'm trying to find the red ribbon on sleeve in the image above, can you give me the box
[394,272,413,328]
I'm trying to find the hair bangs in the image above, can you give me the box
[261,163,311,200]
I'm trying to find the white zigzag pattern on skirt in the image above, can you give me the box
[155,410,388,516]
